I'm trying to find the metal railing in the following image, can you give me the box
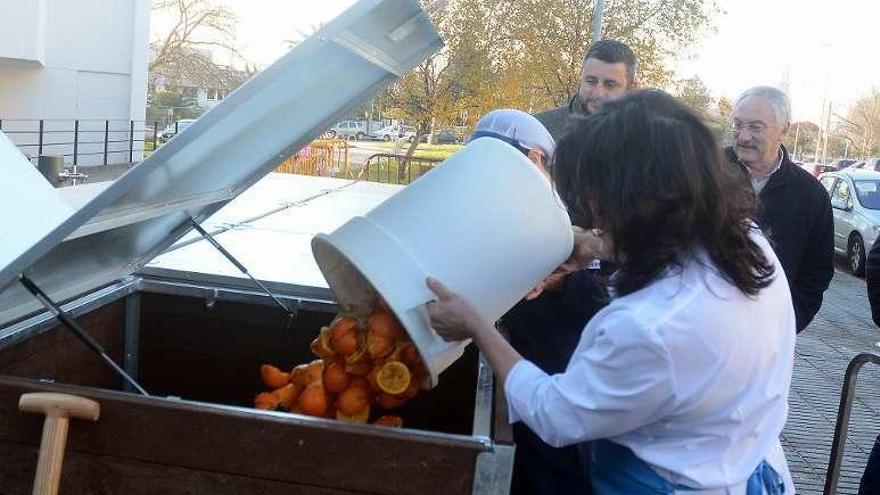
[0,118,176,166]
[274,143,442,186]
[275,140,350,177]
[356,153,441,185]
[824,352,880,494]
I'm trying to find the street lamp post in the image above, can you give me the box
[592,0,606,43]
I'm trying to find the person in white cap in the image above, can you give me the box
[469,108,556,177]
[468,108,605,495]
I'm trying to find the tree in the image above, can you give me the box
[150,0,246,91]
[146,90,201,122]
[674,77,713,117]
[838,89,880,158]
[378,0,720,138]
[784,121,820,161]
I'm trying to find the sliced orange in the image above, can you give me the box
[254,392,280,410]
[329,316,359,353]
[366,367,382,392]
[373,415,404,427]
[331,327,359,355]
[336,406,370,424]
[345,359,372,376]
[377,392,407,410]
[337,384,371,415]
[260,364,290,389]
[323,360,351,393]
[310,327,336,359]
[368,312,403,340]
[376,361,411,395]
[273,383,300,411]
[367,332,393,359]
[296,383,328,417]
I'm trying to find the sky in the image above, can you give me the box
[151,0,880,124]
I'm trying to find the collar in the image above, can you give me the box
[749,150,784,194]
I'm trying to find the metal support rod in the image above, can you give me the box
[122,293,141,394]
[18,275,150,396]
[190,220,298,319]
[823,352,880,495]
[103,120,109,165]
[38,120,44,156]
[73,120,79,165]
[129,120,134,163]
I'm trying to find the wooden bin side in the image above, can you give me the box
[0,378,485,495]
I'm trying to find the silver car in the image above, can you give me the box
[819,169,880,275]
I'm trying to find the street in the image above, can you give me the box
[785,257,880,494]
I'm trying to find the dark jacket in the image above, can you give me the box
[500,269,606,495]
[725,145,834,332]
[534,95,589,142]
[866,238,880,327]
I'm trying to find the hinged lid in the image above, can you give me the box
[0,0,443,326]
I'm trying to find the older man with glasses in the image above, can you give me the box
[725,86,834,333]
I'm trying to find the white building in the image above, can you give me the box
[0,0,151,166]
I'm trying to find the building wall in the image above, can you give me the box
[0,0,151,165]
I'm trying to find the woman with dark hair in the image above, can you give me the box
[426,90,795,493]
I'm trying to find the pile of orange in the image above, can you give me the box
[253,299,427,428]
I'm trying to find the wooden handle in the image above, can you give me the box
[19,393,100,495]
[19,393,100,421]
[32,416,69,495]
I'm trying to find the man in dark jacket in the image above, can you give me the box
[866,239,880,326]
[493,40,636,495]
[726,86,834,332]
[534,40,637,141]
[861,240,880,494]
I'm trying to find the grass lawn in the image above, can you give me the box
[367,142,463,161]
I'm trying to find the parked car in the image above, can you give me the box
[799,162,838,177]
[328,120,368,140]
[828,159,857,170]
[818,169,880,275]
[853,157,880,172]
[372,124,417,142]
[433,129,460,144]
[158,119,196,143]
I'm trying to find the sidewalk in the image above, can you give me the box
[784,265,880,494]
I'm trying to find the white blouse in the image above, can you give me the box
[505,233,796,493]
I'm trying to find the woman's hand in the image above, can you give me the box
[525,227,611,300]
[426,278,524,384]
[426,277,489,342]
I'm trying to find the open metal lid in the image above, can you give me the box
[0,0,443,326]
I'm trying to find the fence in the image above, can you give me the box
[275,140,350,177]
[275,145,441,186]
[0,119,181,166]
[356,153,440,185]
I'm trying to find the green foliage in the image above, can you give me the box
[379,0,720,133]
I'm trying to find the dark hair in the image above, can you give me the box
[553,90,774,297]
[583,40,637,86]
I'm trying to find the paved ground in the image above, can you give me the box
[784,259,880,494]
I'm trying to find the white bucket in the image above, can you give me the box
[311,137,573,387]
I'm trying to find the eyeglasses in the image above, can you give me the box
[730,122,770,136]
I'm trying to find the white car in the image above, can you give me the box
[819,169,880,275]
[328,120,368,140]
[158,119,196,143]
[371,125,417,142]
